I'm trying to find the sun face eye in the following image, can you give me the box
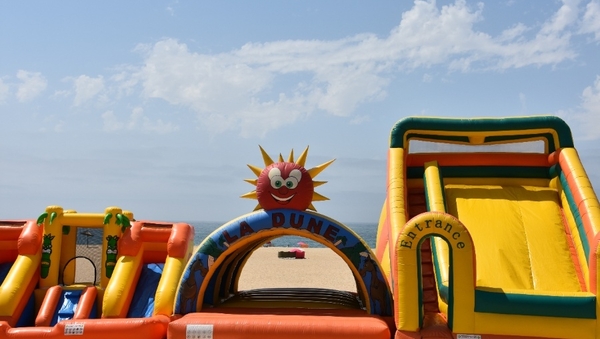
[284,169,301,189]
[285,178,297,189]
[268,168,284,189]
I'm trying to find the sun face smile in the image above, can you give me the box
[241,146,335,212]
[271,193,295,202]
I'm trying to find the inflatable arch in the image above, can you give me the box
[175,209,393,316]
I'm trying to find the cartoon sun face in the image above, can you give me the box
[241,146,335,211]
[258,162,313,210]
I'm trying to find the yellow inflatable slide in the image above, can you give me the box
[376,115,600,339]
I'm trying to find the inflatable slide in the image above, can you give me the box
[0,220,41,327]
[170,146,394,339]
[0,206,194,339]
[376,116,600,339]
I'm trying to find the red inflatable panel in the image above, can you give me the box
[168,309,391,339]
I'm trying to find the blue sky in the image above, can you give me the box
[1,0,599,223]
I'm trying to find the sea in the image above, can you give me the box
[188,221,379,249]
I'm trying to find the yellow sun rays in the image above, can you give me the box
[241,145,335,211]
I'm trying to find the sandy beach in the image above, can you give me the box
[238,247,357,292]
[73,245,357,292]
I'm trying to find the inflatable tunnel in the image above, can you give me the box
[171,209,394,339]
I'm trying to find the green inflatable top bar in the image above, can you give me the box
[389,115,574,153]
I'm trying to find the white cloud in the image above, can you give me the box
[138,40,273,110]
[578,76,600,139]
[72,75,105,106]
[129,0,584,137]
[54,120,65,133]
[314,64,389,116]
[497,23,529,42]
[110,68,139,98]
[236,94,313,138]
[102,107,179,134]
[350,115,371,124]
[102,111,124,132]
[0,78,8,103]
[558,75,600,140]
[390,0,578,70]
[166,0,178,16]
[16,70,47,102]
[580,0,600,41]
[540,0,579,35]
[141,118,179,134]
[519,92,528,114]
[128,107,143,130]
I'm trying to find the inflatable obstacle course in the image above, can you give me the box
[0,206,194,339]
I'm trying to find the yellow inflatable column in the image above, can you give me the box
[101,206,125,288]
[593,239,600,339]
[39,206,64,288]
[396,211,476,333]
[59,209,78,285]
